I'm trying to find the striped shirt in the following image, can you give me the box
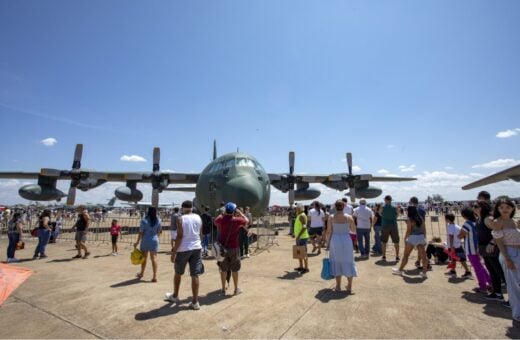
[461,220,478,256]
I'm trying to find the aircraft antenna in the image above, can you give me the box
[213,140,217,160]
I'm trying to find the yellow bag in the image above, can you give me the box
[131,248,144,265]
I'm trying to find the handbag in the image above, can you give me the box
[130,247,144,265]
[16,241,25,250]
[321,253,334,280]
[31,227,38,237]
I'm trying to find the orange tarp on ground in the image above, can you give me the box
[0,264,33,305]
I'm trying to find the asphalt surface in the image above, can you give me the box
[0,233,519,339]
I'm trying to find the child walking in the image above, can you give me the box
[445,213,471,278]
[110,219,121,256]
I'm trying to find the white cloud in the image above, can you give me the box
[444,166,454,170]
[41,137,57,146]
[386,144,396,149]
[120,155,147,162]
[399,164,416,172]
[496,128,520,138]
[471,159,519,169]
[469,173,484,177]
[378,169,389,174]
[352,166,361,172]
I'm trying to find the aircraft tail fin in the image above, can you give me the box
[213,140,217,160]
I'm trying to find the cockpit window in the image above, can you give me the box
[236,157,255,168]
[225,159,235,169]
[209,162,223,173]
[208,157,265,173]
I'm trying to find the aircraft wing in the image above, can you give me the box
[369,176,417,182]
[268,173,329,183]
[0,172,41,179]
[462,164,520,190]
[0,171,200,184]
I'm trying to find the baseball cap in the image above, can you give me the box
[225,202,237,214]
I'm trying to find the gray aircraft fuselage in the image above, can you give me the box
[195,152,270,216]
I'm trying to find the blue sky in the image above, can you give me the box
[1,0,519,205]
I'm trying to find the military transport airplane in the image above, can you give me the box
[0,142,416,216]
[462,164,520,190]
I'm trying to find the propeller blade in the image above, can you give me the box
[72,144,83,169]
[67,186,76,206]
[151,188,159,208]
[289,151,295,175]
[347,152,353,176]
[349,187,356,203]
[289,189,295,206]
[153,147,160,172]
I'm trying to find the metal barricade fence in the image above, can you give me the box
[2,213,518,250]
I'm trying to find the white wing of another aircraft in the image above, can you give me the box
[462,164,520,190]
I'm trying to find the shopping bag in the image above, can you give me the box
[130,248,144,265]
[321,257,334,280]
[16,241,25,250]
[31,228,38,238]
[292,245,307,259]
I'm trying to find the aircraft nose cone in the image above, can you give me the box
[226,176,263,208]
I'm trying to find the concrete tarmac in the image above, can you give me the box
[0,234,519,339]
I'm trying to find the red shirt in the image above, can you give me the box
[110,224,121,236]
[214,215,247,249]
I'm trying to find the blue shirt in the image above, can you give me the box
[140,217,162,242]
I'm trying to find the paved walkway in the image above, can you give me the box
[0,234,518,339]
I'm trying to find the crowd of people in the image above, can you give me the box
[286,191,520,322]
[2,191,519,322]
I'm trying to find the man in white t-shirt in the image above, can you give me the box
[166,200,203,310]
[353,199,374,258]
[342,197,354,215]
[308,201,325,254]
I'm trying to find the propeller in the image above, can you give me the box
[151,147,161,208]
[67,144,83,206]
[288,151,295,205]
[344,152,357,203]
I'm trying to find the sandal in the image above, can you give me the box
[151,278,157,283]
[136,273,143,279]
[72,254,82,259]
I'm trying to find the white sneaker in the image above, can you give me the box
[245,254,250,258]
[6,258,12,263]
[419,272,428,279]
[392,268,403,276]
[188,301,200,310]
[111,252,116,256]
[11,257,19,263]
[165,292,180,304]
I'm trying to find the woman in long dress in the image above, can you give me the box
[326,200,358,292]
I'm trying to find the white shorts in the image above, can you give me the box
[406,234,426,247]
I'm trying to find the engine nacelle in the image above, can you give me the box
[77,178,107,192]
[295,188,321,201]
[353,186,383,199]
[19,184,66,201]
[115,186,143,202]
